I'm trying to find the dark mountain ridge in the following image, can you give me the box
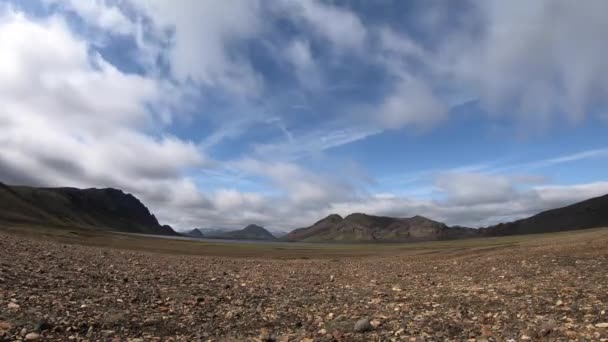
[286,213,477,242]
[481,193,608,236]
[2,182,607,243]
[287,194,608,242]
[0,182,178,235]
[219,224,276,240]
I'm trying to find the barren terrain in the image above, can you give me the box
[1,226,608,341]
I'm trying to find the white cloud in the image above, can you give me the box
[375,76,447,129]
[128,0,264,96]
[284,39,321,88]
[1,1,608,233]
[280,0,367,51]
[435,172,517,206]
[440,0,608,123]
[43,0,135,35]
[0,8,207,225]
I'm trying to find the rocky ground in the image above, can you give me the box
[1,229,608,341]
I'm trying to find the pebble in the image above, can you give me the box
[354,317,373,332]
[596,323,608,328]
[25,332,40,341]
[36,320,52,332]
[7,302,20,309]
[370,318,381,328]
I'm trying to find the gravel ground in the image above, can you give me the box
[1,229,608,341]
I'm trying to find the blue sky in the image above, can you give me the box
[1,0,607,231]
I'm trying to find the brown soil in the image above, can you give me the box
[1,227,608,341]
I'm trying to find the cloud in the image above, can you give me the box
[279,0,367,51]
[435,172,517,206]
[322,174,608,228]
[440,0,608,123]
[284,39,321,89]
[2,1,608,233]
[42,0,134,35]
[0,8,207,223]
[128,0,264,96]
[374,76,447,129]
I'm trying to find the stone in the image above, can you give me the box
[0,322,12,330]
[354,317,373,332]
[596,323,608,328]
[25,332,40,341]
[370,319,381,328]
[36,320,53,332]
[7,302,20,309]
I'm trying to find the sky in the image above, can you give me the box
[1,0,608,231]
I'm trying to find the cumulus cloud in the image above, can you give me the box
[127,0,264,96]
[1,1,607,233]
[0,8,207,223]
[439,0,608,123]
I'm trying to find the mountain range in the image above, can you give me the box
[0,182,177,235]
[285,213,478,242]
[285,194,608,242]
[185,225,276,241]
[1,182,607,243]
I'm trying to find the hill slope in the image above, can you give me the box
[287,194,608,242]
[221,224,276,240]
[286,213,477,242]
[0,182,177,235]
[184,228,205,238]
[481,194,608,236]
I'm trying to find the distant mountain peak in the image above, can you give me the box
[222,224,276,240]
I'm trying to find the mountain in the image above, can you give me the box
[0,182,178,235]
[185,228,205,238]
[481,194,608,236]
[287,194,608,242]
[286,213,477,243]
[221,224,277,240]
[196,228,229,238]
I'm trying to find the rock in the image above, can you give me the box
[36,320,53,332]
[0,322,12,330]
[555,299,563,306]
[7,302,20,309]
[354,317,373,332]
[596,323,608,328]
[25,332,40,341]
[370,319,381,328]
[259,328,275,341]
[332,330,344,340]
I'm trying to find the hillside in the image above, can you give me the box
[481,193,608,236]
[0,182,177,235]
[184,228,205,238]
[221,224,276,241]
[286,213,477,242]
[287,194,608,242]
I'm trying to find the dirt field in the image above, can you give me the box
[1,226,608,341]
